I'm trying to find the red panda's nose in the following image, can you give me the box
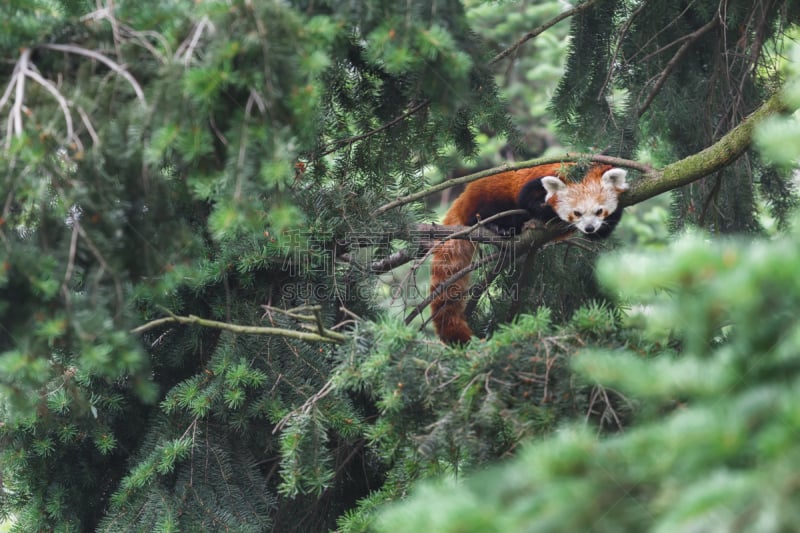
[584,224,596,233]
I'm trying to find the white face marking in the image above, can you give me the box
[542,168,628,234]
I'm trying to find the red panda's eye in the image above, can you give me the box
[595,208,603,216]
[573,210,582,218]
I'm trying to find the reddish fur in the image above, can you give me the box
[430,163,615,344]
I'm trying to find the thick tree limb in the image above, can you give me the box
[384,89,790,229]
[623,90,791,207]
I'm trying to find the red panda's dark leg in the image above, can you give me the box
[517,178,559,226]
[467,198,525,236]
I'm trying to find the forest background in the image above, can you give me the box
[1,0,800,531]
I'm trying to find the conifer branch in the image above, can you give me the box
[313,99,431,159]
[131,313,347,344]
[636,17,719,117]
[314,0,604,163]
[489,0,604,65]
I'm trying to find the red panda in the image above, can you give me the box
[430,163,628,344]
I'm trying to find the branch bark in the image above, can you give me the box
[623,90,791,207]
[132,313,347,344]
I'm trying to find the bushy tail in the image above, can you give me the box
[430,238,475,344]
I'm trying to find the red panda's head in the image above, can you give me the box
[540,167,628,235]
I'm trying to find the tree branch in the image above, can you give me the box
[311,1,605,162]
[313,99,431,159]
[41,43,146,105]
[624,90,791,206]
[637,17,719,117]
[372,153,650,216]
[489,0,604,65]
[131,313,347,344]
[404,250,506,327]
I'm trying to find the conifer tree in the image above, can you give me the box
[0,1,797,531]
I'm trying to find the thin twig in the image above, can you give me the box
[598,0,651,98]
[61,222,80,296]
[76,105,100,146]
[489,0,603,65]
[637,17,719,118]
[404,250,504,326]
[272,378,336,433]
[314,99,431,159]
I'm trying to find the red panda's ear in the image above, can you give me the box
[541,176,565,200]
[601,168,629,191]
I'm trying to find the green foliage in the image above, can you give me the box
[0,0,517,530]
[1,0,798,531]
[332,304,654,530]
[375,217,800,532]
[756,38,800,169]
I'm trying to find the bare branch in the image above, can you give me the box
[76,106,100,146]
[176,15,214,65]
[637,17,719,118]
[273,378,336,434]
[7,50,31,148]
[23,67,75,144]
[40,43,146,104]
[131,313,347,344]
[489,0,604,65]
[404,250,505,327]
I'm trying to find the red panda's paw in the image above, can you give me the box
[521,219,543,231]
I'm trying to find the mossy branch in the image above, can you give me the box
[623,90,791,207]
